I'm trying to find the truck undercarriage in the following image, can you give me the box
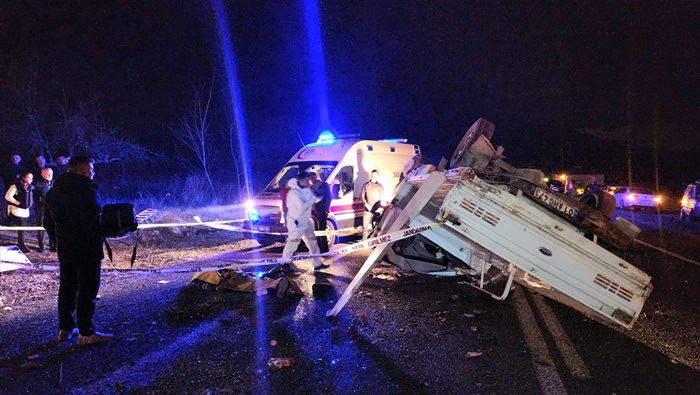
[328,119,652,329]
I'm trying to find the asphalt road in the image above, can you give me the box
[1,210,699,394]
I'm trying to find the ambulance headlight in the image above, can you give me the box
[244,200,254,210]
[248,208,260,223]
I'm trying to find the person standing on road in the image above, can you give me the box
[5,170,34,253]
[311,171,332,254]
[33,167,55,252]
[282,171,328,271]
[44,156,112,345]
[54,156,68,175]
[565,181,576,198]
[2,153,24,224]
[360,169,384,239]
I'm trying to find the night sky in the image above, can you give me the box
[1,1,698,193]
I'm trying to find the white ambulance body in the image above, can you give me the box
[244,132,421,246]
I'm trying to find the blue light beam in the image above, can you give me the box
[304,0,331,131]
[212,0,253,196]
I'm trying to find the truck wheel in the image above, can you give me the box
[449,118,495,168]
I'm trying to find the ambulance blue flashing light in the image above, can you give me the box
[315,130,336,145]
[379,138,408,143]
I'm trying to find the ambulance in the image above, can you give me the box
[243,131,421,247]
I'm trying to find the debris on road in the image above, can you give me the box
[19,360,42,369]
[268,357,295,370]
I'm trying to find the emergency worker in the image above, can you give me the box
[360,169,384,239]
[282,171,328,271]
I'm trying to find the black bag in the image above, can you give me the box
[102,203,138,237]
[101,203,140,267]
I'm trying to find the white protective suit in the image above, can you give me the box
[282,178,323,268]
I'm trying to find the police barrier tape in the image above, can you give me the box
[5,222,440,275]
[0,218,362,237]
[191,216,363,237]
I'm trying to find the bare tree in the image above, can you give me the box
[168,82,217,195]
[58,103,151,163]
[11,70,53,160]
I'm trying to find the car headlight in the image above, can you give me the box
[653,196,661,203]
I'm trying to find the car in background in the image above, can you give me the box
[680,181,699,220]
[606,186,661,210]
[546,179,564,193]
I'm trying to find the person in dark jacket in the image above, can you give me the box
[44,156,112,345]
[2,154,24,191]
[311,171,332,253]
[4,170,34,253]
[33,167,55,252]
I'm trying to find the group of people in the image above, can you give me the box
[279,168,385,272]
[1,154,68,253]
[3,153,113,346]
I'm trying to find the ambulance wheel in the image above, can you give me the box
[254,234,277,247]
[325,219,339,249]
[450,118,495,168]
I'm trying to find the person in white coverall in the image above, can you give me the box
[282,171,329,271]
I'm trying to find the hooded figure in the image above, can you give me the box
[281,171,327,271]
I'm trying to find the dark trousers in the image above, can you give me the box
[312,210,329,253]
[58,259,102,336]
[34,206,54,250]
[8,213,27,248]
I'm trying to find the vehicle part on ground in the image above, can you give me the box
[329,119,652,329]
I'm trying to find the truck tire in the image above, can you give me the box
[450,118,495,168]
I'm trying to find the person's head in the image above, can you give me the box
[41,167,53,182]
[35,155,46,168]
[19,170,33,185]
[10,154,21,165]
[296,171,314,188]
[67,156,95,180]
[370,169,379,183]
[57,156,68,165]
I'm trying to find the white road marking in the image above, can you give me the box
[532,294,592,379]
[512,287,568,395]
[633,239,700,267]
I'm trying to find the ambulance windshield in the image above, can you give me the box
[264,161,338,192]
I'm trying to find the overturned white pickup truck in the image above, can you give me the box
[328,119,652,329]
